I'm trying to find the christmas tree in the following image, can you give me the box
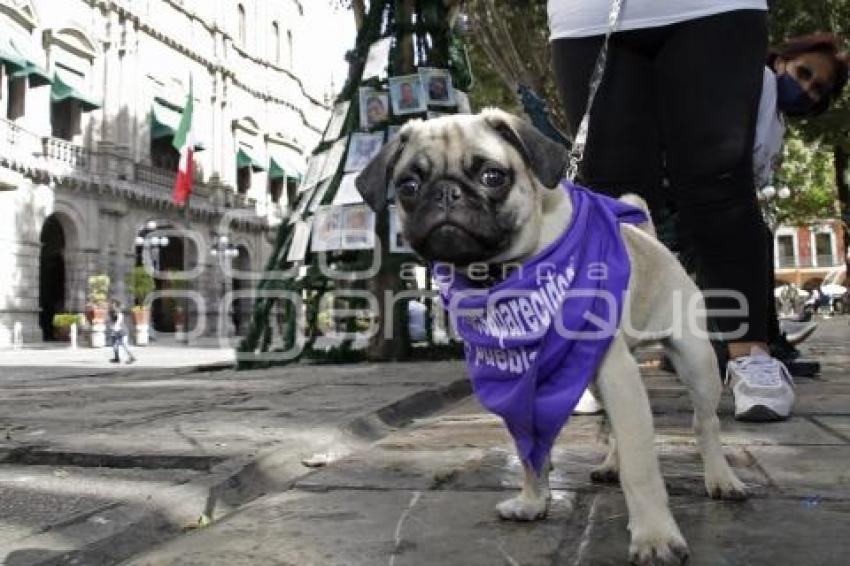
[237,0,473,369]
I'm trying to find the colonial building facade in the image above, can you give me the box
[774,220,847,288]
[0,0,328,346]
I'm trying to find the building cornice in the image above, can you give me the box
[96,0,327,134]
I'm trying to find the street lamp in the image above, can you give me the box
[135,222,170,272]
[210,234,239,258]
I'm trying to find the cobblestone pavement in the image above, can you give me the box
[125,316,850,566]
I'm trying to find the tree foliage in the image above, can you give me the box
[776,126,838,224]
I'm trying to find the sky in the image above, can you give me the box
[299,2,357,101]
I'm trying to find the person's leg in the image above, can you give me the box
[551,31,664,208]
[111,333,120,362]
[656,9,769,353]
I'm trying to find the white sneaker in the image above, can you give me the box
[726,348,795,422]
[574,389,603,415]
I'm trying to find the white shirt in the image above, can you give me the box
[548,0,768,39]
[753,67,786,190]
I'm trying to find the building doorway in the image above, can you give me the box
[39,215,66,341]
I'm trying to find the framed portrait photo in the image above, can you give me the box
[286,219,313,262]
[389,205,413,254]
[389,74,426,116]
[289,184,315,222]
[308,179,333,214]
[319,138,347,183]
[332,172,364,206]
[344,132,384,173]
[419,67,456,107]
[310,206,344,253]
[341,204,376,250]
[323,101,351,143]
[386,125,402,142]
[359,87,389,129]
[362,37,392,80]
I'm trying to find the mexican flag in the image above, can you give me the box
[172,82,194,207]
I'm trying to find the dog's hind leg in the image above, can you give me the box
[598,335,689,566]
[496,454,550,521]
[663,332,747,501]
[590,433,620,484]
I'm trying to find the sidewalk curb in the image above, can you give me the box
[12,374,471,566]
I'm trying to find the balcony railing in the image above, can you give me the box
[816,254,837,267]
[777,256,797,269]
[42,136,90,170]
[136,163,175,188]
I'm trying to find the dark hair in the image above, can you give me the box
[769,33,849,116]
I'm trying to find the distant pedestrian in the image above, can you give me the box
[109,300,136,364]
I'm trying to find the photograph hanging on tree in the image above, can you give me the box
[309,179,334,214]
[323,101,351,143]
[387,125,402,141]
[344,132,385,172]
[389,74,426,115]
[310,206,344,252]
[341,205,376,250]
[362,37,392,80]
[359,87,389,129]
[301,151,326,191]
[389,205,413,254]
[289,185,315,222]
[419,67,455,107]
[319,138,348,183]
[332,172,364,206]
[286,219,312,262]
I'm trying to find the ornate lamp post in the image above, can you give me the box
[134,220,170,273]
[211,234,240,336]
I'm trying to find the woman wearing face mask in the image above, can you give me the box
[735,33,849,418]
[548,1,820,421]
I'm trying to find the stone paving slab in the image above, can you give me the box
[576,494,850,566]
[126,488,585,566]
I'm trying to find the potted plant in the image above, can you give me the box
[52,313,84,342]
[170,276,190,340]
[86,274,110,347]
[125,266,155,345]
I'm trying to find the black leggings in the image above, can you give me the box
[552,10,769,342]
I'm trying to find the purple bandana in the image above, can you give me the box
[435,182,647,473]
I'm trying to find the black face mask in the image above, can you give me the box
[776,73,817,116]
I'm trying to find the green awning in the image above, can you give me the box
[0,37,26,71]
[151,100,182,139]
[11,62,52,86]
[269,158,285,180]
[237,148,265,172]
[150,100,205,150]
[51,69,100,112]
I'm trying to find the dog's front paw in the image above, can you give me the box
[629,525,689,566]
[496,496,548,521]
[705,469,748,501]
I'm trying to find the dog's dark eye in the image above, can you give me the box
[397,178,420,197]
[480,168,508,188]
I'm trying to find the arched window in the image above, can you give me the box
[237,4,246,45]
[272,22,280,64]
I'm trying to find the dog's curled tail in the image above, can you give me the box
[619,193,657,238]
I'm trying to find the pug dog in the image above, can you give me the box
[355,109,746,565]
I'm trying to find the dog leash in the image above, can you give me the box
[566,0,627,182]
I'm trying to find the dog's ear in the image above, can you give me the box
[482,108,568,189]
[355,132,408,212]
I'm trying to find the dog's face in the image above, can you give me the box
[355,109,568,266]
